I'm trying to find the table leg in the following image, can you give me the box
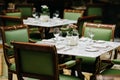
[90,57,101,80]
[114,47,120,59]
[38,27,45,39]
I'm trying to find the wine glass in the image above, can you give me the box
[53,28,60,41]
[53,10,59,18]
[32,12,40,19]
[88,28,94,40]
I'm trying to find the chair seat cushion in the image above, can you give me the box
[59,74,81,80]
[10,63,16,71]
[101,69,120,75]
[7,48,14,56]
[76,56,96,72]
[64,60,76,68]
[112,59,120,64]
[76,56,112,73]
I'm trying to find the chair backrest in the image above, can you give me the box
[63,9,84,20]
[0,25,30,66]
[1,9,22,26]
[0,15,23,26]
[86,4,104,16]
[12,42,59,80]
[0,25,29,46]
[16,4,33,18]
[82,22,115,41]
[2,9,22,17]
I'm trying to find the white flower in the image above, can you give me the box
[41,5,49,14]
[41,5,48,9]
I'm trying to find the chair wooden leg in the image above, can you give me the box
[8,71,12,80]
[17,74,24,80]
[74,59,85,80]
[114,49,119,59]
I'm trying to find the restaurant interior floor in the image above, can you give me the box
[0,38,120,80]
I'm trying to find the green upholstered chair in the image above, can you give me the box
[76,22,115,79]
[2,9,22,17]
[16,4,33,19]
[0,25,35,80]
[0,9,22,26]
[16,4,42,40]
[87,6,102,16]
[0,15,23,26]
[12,42,84,80]
[63,9,84,20]
[82,22,115,41]
[96,59,120,79]
[86,4,104,16]
[100,59,120,75]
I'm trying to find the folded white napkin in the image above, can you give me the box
[92,44,107,48]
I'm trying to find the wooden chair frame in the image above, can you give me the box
[0,15,23,26]
[63,9,84,20]
[15,3,33,18]
[82,22,115,41]
[12,42,84,80]
[13,42,59,80]
[0,25,35,80]
[1,9,21,15]
[76,22,115,79]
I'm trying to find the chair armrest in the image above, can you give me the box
[77,15,102,23]
[112,59,120,65]
[5,43,13,49]
[102,60,112,63]
[29,39,37,43]
[101,59,114,69]
[59,59,82,70]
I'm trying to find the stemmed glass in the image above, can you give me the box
[88,28,94,41]
[53,28,60,42]
[32,12,40,19]
[53,10,59,18]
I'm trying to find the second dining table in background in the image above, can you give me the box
[23,17,77,39]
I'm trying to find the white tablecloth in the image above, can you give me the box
[23,17,77,27]
[36,37,120,58]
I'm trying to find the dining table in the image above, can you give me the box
[36,37,120,58]
[36,36,120,79]
[23,17,77,38]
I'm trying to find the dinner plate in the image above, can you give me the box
[95,40,105,44]
[42,39,55,43]
[92,44,107,48]
[85,48,99,52]
[56,45,65,50]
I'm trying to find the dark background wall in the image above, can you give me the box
[0,0,120,37]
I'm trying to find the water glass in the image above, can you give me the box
[53,28,60,41]
[53,10,59,18]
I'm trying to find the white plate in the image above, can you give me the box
[56,45,65,50]
[92,44,107,48]
[85,48,99,52]
[95,40,105,44]
[42,39,55,43]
